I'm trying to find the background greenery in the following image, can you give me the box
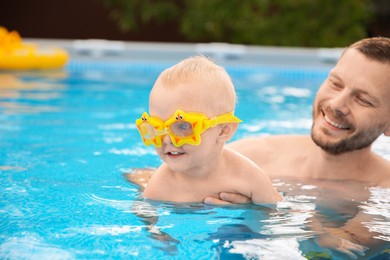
[98,0,382,47]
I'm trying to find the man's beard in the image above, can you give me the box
[311,105,385,155]
[311,125,383,155]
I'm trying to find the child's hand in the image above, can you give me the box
[204,192,251,205]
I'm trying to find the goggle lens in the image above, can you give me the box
[140,121,194,139]
[139,122,157,140]
[169,121,193,137]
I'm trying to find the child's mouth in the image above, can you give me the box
[167,151,185,158]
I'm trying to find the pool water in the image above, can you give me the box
[0,60,389,259]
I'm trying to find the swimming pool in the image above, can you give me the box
[1,56,389,259]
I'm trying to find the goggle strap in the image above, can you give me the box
[214,112,242,124]
[206,112,242,128]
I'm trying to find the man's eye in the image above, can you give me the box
[329,80,342,90]
[356,96,373,107]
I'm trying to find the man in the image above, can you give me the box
[128,37,390,258]
[207,37,390,198]
[207,37,390,259]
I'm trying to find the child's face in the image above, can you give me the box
[149,81,225,173]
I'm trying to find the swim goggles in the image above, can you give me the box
[136,109,242,147]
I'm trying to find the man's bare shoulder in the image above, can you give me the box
[227,134,311,169]
[228,134,310,155]
[374,154,390,187]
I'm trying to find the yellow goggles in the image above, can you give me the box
[135,109,242,147]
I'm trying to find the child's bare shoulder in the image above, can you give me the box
[147,165,171,184]
[222,147,270,184]
[224,147,263,169]
[223,147,281,203]
[142,165,174,197]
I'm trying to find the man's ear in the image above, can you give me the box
[217,123,239,144]
[384,125,390,136]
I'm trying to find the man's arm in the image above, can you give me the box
[204,193,388,259]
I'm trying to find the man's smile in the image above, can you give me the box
[324,114,349,130]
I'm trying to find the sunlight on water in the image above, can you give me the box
[0,234,74,260]
[360,187,390,242]
[228,238,306,259]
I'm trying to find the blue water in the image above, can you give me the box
[0,61,389,259]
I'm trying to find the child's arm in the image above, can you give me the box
[125,168,155,190]
[248,166,282,204]
[232,152,282,204]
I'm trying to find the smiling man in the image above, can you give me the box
[311,47,390,156]
[223,38,390,184]
[206,37,390,259]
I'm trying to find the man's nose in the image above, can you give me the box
[329,91,351,116]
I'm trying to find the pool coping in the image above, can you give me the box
[24,38,343,70]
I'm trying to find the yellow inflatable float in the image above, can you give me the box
[0,27,68,70]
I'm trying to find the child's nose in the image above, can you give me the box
[162,133,173,145]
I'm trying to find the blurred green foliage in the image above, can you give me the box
[98,0,373,47]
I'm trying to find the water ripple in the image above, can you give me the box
[360,187,390,242]
[0,233,73,260]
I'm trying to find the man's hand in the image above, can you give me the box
[204,192,251,205]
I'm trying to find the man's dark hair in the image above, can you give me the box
[348,37,390,63]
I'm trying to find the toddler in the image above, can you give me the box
[135,56,281,204]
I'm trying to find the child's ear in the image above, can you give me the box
[217,123,239,144]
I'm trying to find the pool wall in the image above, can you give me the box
[24,38,343,69]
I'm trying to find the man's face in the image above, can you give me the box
[311,48,390,155]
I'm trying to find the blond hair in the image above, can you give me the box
[156,56,237,114]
